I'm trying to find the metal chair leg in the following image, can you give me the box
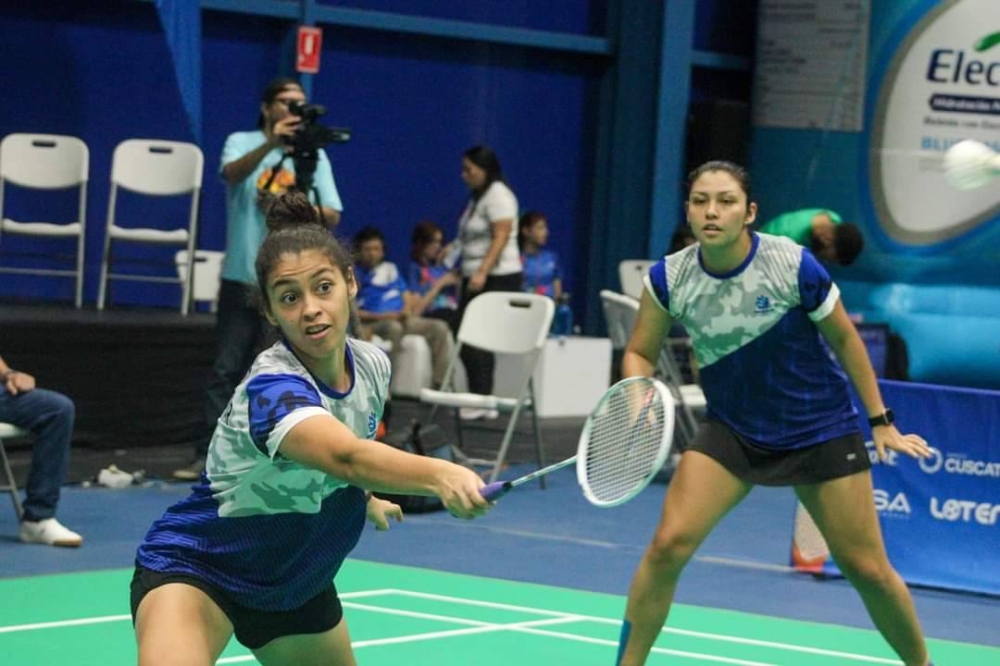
[0,439,24,520]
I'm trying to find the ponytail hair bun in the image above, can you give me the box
[262,190,321,232]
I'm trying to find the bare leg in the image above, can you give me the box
[134,583,234,666]
[254,618,356,666]
[618,451,752,666]
[795,472,930,666]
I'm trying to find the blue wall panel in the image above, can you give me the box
[316,0,607,36]
[0,1,601,317]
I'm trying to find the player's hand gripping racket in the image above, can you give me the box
[481,377,676,507]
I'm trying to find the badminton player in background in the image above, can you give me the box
[131,192,489,666]
[615,161,935,666]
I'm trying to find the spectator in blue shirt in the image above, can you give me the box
[353,227,454,389]
[407,220,461,333]
[518,211,563,300]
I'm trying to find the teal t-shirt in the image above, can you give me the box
[220,130,343,284]
[759,208,841,246]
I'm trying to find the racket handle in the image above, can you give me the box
[481,481,512,502]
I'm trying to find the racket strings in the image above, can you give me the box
[583,390,666,504]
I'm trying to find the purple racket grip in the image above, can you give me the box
[481,481,512,501]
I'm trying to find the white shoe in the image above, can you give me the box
[20,518,83,547]
[459,408,500,421]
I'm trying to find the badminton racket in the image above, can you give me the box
[481,376,675,508]
[943,139,1000,190]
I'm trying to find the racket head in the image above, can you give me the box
[576,376,675,508]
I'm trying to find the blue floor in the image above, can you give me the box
[1,465,998,649]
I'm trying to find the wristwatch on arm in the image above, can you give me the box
[868,409,894,428]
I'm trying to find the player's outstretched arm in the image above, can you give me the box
[279,415,489,519]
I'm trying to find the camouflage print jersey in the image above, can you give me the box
[645,232,859,450]
[136,338,391,611]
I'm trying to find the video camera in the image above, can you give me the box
[286,100,351,197]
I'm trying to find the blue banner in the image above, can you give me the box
[800,380,1000,595]
[155,0,202,144]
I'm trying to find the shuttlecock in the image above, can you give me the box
[943,139,1000,191]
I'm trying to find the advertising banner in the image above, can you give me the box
[792,380,1000,596]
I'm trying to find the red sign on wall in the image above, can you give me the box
[296,26,322,74]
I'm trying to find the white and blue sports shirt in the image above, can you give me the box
[645,232,859,450]
[136,337,390,610]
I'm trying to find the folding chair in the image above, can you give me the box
[618,259,657,300]
[97,139,204,314]
[0,423,25,520]
[599,289,705,450]
[0,133,89,308]
[175,249,224,313]
[600,289,636,351]
[419,292,554,483]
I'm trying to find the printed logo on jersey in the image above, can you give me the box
[754,295,773,314]
[368,412,378,437]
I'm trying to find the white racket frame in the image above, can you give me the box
[576,376,676,508]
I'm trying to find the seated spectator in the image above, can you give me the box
[759,208,864,266]
[518,211,563,299]
[353,227,454,389]
[0,355,82,547]
[408,220,461,333]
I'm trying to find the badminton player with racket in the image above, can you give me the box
[132,193,488,666]
[615,161,935,666]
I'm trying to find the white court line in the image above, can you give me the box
[0,614,131,634]
[218,603,776,666]
[0,589,396,635]
[415,519,796,572]
[0,586,903,665]
[389,590,902,664]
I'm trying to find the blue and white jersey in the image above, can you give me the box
[355,261,407,313]
[136,338,390,610]
[645,232,858,450]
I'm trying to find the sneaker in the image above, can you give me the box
[172,457,206,481]
[20,518,83,547]
[458,408,500,421]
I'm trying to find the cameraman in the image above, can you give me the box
[174,77,343,480]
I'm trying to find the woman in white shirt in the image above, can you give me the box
[453,146,523,418]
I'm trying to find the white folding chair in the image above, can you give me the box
[97,139,204,314]
[175,249,224,313]
[0,423,25,520]
[419,292,554,483]
[600,289,705,449]
[0,133,89,308]
[600,289,636,351]
[618,259,657,300]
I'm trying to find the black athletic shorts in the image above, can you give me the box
[130,564,343,650]
[689,420,871,486]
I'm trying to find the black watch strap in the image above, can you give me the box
[868,409,894,428]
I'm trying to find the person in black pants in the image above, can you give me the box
[447,146,522,420]
[174,77,343,480]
